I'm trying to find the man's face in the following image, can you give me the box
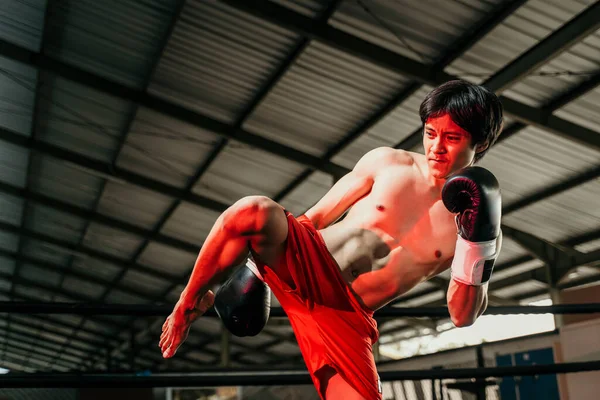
[423,113,477,179]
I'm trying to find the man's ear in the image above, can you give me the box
[475,140,490,155]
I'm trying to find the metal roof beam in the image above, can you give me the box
[0,348,73,372]
[0,219,182,282]
[49,0,191,367]
[0,179,199,254]
[483,2,600,92]
[0,291,218,370]
[0,248,157,302]
[0,326,86,365]
[5,0,55,371]
[0,39,347,177]
[273,0,528,200]
[223,0,600,150]
[0,126,230,213]
[501,225,600,284]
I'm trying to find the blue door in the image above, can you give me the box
[496,348,560,400]
[496,354,517,400]
[514,348,559,400]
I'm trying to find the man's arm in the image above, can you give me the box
[304,147,403,229]
[447,231,502,326]
[447,276,489,327]
[442,167,502,328]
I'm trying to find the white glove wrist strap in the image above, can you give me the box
[451,235,497,286]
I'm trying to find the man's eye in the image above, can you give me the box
[448,136,461,141]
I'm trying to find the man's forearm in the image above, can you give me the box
[447,278,488,327]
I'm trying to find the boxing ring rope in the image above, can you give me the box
[2,301,599,388]
[0,301,599,317]
[1,360,600,388]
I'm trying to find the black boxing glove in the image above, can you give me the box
[442,166,502,286]
[214,258,271,337]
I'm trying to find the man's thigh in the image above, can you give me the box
[317,366,367,400]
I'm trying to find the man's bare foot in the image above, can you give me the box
[159,290,215,358]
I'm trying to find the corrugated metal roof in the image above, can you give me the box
[82,222,144,259]
[120,269,172,295]
[0,0,46,52]
[161,202,222,245]
[554,82,600,132]
[20,239,71,266]
[36,75,134,163]
[0,232,19,251]
[496,237,529,264]
[116,107,221,188]
[149,0,300,123]
[71,257,122,282]
[96,180,172,230]
[45,0,179,88]
[330,0,503,64]
[28,154,104,210]
[137,241,196,276]
[244,40,410,157]
[576,238,600,252]
[0,55,37,136]
[0,0,599,373]
[15,284,53,301]
[0,254,16,274]
[0,192,23,226]
[19,263,63,287]
[270,0,328,17]
[62,276,106,299]
[493,258,545,281]
[25,204,88,244]
[195,143,306,204]
[104,289,147,304]
[503,179,600,242]
[492,279,547,298]
[331,85,434,168]
[447,0,590,84]
[477,125,600,205]
[502,28,600,108]
[280,171,333,216]
[0,138,28,187]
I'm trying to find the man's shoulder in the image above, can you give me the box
[361,147,421,165]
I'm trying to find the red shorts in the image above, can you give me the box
[251,212,382,400]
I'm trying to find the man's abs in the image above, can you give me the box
[319,220,391,281]
[318,215,455,311]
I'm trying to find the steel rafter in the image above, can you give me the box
[0,179,198,254]
[501,225,600,285]
[5,0,54,369]
[83,0,344,372]
[273,0,528,200]
[222,0,600,149]
[49,0,190,368]
[0,38,347,177]
[0,0,596,370]
[0,288,217,370]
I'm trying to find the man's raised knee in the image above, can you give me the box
[224,196,282,235]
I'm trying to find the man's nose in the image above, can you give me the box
[432,137,446,153]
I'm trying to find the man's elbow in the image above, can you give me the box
[451,313,477,328]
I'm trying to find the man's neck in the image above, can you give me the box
[427,175,446,192]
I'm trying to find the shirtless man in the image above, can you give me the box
[159,80,504,399]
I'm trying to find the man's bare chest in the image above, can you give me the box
[380,199,458,265]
